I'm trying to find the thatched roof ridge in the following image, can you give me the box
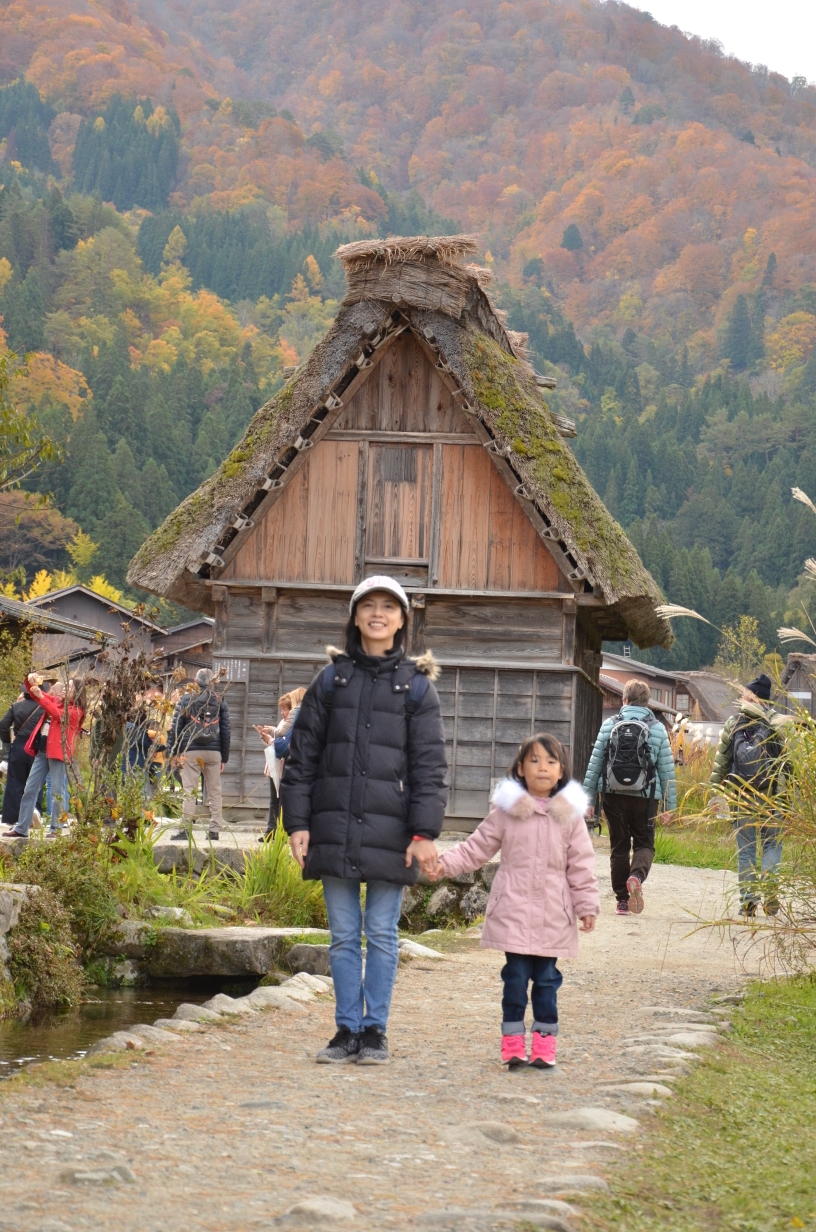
[335,234,480,272]
[128,235,671,648]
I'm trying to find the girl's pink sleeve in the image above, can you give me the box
[438,811,504,877]
[565,814,601,917]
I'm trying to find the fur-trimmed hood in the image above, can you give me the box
[325,645,440,681]
[490,777,589,823]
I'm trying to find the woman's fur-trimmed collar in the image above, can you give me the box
[490,778,589,822]
[325,646,440,681]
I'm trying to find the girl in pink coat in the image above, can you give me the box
[436,734,600,1069]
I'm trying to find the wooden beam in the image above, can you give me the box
[326,430,480,444]
[354,440,368,582]
[204,578,579,601]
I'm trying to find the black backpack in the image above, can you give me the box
[730,717,781,789]
[185,688,222,744]
[601,711,658,800]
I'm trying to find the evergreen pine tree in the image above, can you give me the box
[93,497,150,589]
[113,439,143,512]
[619,457,642,525]
[65,410,119,531]
[139,459,178,529]
[722,294,752,371]
[101,375,133,446]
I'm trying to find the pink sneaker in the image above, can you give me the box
[501,1033,528,1069]
[530,1031,557,1068]
[627,875,644,914]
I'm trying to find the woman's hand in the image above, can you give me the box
[29,683,43,700]
[405,838,439,875]
[289,830,310,868]
[579,915,596,933]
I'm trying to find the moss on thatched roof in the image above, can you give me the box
[128,235,670,648]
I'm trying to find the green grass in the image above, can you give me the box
[583,977,816,1231]
[653,823,735,871]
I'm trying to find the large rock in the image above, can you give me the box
[146,926,328,978]
[427,886,458,917]
[152,842,246,877]
[0,883,39,935]
[285,943,331,977]
[459,885,489,921]
[99,921,153,959]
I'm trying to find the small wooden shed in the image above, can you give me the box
[129,235,670,826]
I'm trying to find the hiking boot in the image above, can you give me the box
[501,1033,528,1069]
[316,1026,360,1064]
[739,901,758,919]
[615,899,630,916]
[170,830,191,841]
[356,1026,389,1065]
[207,829,220,841]
[626,875,644,914]
[530,1031,557,1069]
[763,898,780,917]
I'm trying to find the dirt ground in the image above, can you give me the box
[0,853,760,1232]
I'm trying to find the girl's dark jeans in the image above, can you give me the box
[501,953,562,1036]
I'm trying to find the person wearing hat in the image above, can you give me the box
[710,673,791,917]
[281,575,448,1065]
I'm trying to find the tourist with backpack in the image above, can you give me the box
[709,673,789,918]
[169,669,231,841]
[281,575,447,1066]
[583,679,676,915]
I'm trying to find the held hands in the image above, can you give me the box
[405,838,441,877]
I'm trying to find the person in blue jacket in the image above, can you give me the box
[583,679,676,916]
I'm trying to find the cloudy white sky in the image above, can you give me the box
[630,0,816,84]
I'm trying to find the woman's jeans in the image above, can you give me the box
[501,953,562,1037]
[733,817,782,905]
[321,877,404,1034]
[15,753,70,834]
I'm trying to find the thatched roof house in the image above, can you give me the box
[129,234,670,826]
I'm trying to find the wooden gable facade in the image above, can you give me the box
[129,234,670,829]
[210,328,599,826]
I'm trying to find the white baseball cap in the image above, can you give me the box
[349,575,410,613]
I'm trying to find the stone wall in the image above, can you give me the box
[401,861,498,932]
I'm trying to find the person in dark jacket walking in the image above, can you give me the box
[282,575,448,1065]
[0,681,48,834]
[583,679,677,916]
[168,669,231,841]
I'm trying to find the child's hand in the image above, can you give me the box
[426,859,446,881]
[579,915,596,933]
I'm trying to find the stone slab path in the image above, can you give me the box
[0,856,760,1232]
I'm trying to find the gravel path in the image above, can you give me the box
[0,853,758,1232]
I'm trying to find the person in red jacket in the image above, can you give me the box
[5,676,86,839]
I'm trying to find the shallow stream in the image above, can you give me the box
[0,985,212,1077]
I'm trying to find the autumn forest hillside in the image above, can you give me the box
[3,0,816,668]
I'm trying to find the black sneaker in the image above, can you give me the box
[316,1027,360,1064]
[170,830,189,841]
[357,1026,389,1065]
[739,901,758,919]
[208,829,220,841]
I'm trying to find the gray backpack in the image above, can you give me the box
[601,712,658,799]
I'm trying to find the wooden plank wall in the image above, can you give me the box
[335,332,471,433]
[366,445,433,560]
[572,669,603,787]
[437,667,574,821]
[437,444,560,591]
[423,597,564,659]
[222,440,358,583]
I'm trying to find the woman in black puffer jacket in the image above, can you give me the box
[282,575,447,1066]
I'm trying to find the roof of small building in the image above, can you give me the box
[29,586,165,634]
[127,235,671,649]
[0,593,108,643]
[601,651,679,682]
[674,670,740,723]
[781,652,816,685]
